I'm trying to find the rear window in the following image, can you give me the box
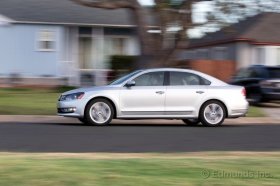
[169,72,211,86]
[268,68,280,78]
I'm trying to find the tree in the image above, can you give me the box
[71,0,280,68]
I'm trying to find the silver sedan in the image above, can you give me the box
[57,68,248,126]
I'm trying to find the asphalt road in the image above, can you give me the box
[0,121,280,152]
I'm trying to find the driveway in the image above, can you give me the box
[260,102,280,120]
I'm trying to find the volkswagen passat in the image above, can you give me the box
[57,68,248,126]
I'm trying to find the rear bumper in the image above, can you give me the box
[227,100,249,118]
[261,87,280,100]
[262,92,280,101]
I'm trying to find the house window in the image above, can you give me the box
[256,47,265,65]
[198,49,209,59]
[184,51,194,59]
[277,48,280,65]
[214,47,227,60]
[37,30,55,51]
[112,38,126,55]
[191,51,197,59]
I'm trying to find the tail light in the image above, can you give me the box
[242,88,246,97]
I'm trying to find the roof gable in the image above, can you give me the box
[0,14,14,25]
[0,0,155,27]
[188,13,280,48]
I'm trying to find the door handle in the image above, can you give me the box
[196,91,204,94]
[156,91,165,95]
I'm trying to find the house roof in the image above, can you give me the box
[187,13,280,48]
[0,0,156,27]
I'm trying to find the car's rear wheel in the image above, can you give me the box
[85,99,114,126]
[200,101,226,127]
[182,119,200,126]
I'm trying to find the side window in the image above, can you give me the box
[170,72,210,86]
[133,72,164,86]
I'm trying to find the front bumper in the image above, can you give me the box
[57,100,85,118]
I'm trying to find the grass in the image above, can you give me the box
[0,88,266,117]
[247,106,266,117]
[0,88,61,115]
[0,152,279,186]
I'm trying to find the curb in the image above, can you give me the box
[0,115,279,125]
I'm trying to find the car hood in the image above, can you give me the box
[62,85,120,95]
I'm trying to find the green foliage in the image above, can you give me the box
[108,55,137,82]
[54,86,78,93]
[109,55,136,71]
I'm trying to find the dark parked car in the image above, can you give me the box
[230,65,280,104]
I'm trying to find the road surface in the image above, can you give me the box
[0,121,279,152]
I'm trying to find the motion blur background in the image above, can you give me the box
[0,0,279,116]
[0,0,279,87]
[0,2,279,186]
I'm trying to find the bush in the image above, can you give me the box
[109,55,137,71]
[108,55,137,82]
[55,85,78,93]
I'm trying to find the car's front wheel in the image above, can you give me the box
[200,101,226,127]
[84,99,114,126]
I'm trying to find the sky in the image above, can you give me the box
[138,0,212,38]
[138,0,155,5]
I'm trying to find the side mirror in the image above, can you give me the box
[125,80,136,87]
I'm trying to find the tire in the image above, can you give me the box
[182,119,200,126]
[78,118,87,124]
[84,98,114,126]
[199,100,226,127]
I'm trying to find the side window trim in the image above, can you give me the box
[164,71,170,86]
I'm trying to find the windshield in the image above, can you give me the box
[109,70,143,85]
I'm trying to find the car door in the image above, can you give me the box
[165,71,209,117]
[119,71,166,116]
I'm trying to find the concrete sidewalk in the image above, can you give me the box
[0,115,279,125]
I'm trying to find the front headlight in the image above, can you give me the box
[59,92,85,101]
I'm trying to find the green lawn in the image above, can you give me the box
[247,106,266,117]
[0,153,279,186]
[0,88,61,115]
[0,88,266,117]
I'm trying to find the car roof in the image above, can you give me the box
[138,68,227,86]
[141,68,198,73]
